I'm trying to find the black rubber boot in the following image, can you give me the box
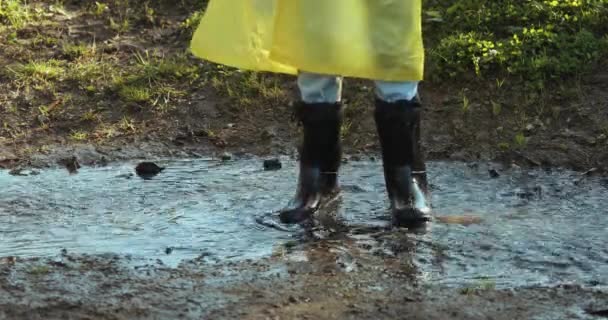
[279,102,343,224]
[374,97,431,226]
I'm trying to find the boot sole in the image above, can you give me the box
[392,208,432,227]
[278,191,341,224]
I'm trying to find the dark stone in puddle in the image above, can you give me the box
[467,163,479,169]
[135,162,164,179]
[489,168,500,178]
[479,243,493,251]
[502,186,543,200]
[8,168,40,176]
[172,138,185,146]
[583,167,600,177]
[221,152,233,161]
[585,308,608,317]
[263,158,282,171]
[95,156,109,167]
[58,156,80,174]
[429,183,441,191]
[341,184,366,193]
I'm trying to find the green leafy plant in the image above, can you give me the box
[426,0,608,83]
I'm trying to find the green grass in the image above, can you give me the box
[9,60,65,81]
[459,277,497,295]
[0,0,32,29]
[180,9,204,32]
[69,130,89,141]
[68,59,112,83]
[206,67,290,108]
[107,51,203,110]
[62,43,95,60]
[28,265,50,275]
[93,1,109,16]
[118,85,151,103]
[425,0,608,85]
[2,0,605,148]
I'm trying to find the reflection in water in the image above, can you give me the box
[1,159,607,288]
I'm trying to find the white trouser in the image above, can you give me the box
[297,72,419,104]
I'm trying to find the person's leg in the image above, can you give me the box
[373,80,431,225]
[297,72,343,103]
[373,80,418,103]
[279,72,344,224]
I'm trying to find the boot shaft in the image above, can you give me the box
[295,102,343,169]
[374,98,422,167]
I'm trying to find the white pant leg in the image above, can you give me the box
[297,72,343,103]
[374,80,419,102]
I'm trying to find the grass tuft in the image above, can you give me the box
[0,0,32,29]
[119,85,151,103]
[9,60,65,81]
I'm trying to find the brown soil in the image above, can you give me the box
[1,244,607,320]
[0,1,607,174]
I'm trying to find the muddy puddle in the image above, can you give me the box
[1,159,607,290]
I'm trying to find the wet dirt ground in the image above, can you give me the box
[1,159,607,319]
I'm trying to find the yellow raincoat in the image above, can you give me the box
[190,0,424,81]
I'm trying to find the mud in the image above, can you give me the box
[1,2,608,317]
[1,252,607,320]
[1,159,607,319]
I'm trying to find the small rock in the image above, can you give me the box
[350,155,362,161]
[288,296,298,304]
[261,128,276,140]
[340,184,366,193]
[9,168,27,176]
[582,167,599,177]
[479,243,493,251]
[488,169,500,178]
[516,186,542,200]
[449,150,468,161]
[58,156,80,174]
[466,162,479,169]
[172,137,186,146]
[116,173,134,179]
[221,152,232,161]
[585,308,608,317]
[225,123,235,129]
[524,123,535,134]
[0,150,17,163]
[263,158,282,171]
[194,129,210,137]
[101,156,109,165]
[135,162,164,179]
[165,247,173,255]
